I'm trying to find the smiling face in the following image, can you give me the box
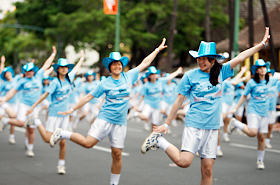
[197,57,215,73]
[110,61,123,75]
[255,66,267,76]
[25,70,35,78]
[149,73,158,82]
[57,66,69,75]
[4,71,13,81]
[87,75,94,82]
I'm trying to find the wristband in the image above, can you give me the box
[242,77,246,81]
[155,48,160,53]
[261,41,267,47]
[51,53,56,56]
[163,123,170,130]
[81,57,85,61]
[70,108,74,113]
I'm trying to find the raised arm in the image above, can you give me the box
[137,38,168,73]
[229,27,270,70]
[43,67,54,77]
[166,67,183,81]
[0,55,5,74]
[231,66,247,85]
[71,50,85,74]
[41,46,57,71]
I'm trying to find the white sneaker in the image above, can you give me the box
[172,121,178,127]
[26,150,35,157]
[50,128,62,147]
[144,123,150,131]
[57,165,66,175]
[24,115,37,128]
[141,131,162,154]
[257,161,265,170]
[217,149,223,157]
[223,135,230,142]
[0,117,7,132]
[9,138,16,145]
[228,118,236,134]
[265,143,272,149]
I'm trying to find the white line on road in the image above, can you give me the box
[230,143,280,154]
[92,146,130,156]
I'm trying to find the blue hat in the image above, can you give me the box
[250,59,270,75]
[189,41,225,60]
[100,76,106,81]
[102,52,129,71]
[84,70,96,79]
[53,58,75,74]
[140,74,147,83]
[43,75,52,80]
[22,63,39,74]
[146,66,160,77]
[236,82,244,89]
[267,68,275,75]
[1,67,14,80]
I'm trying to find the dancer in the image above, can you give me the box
[49,38,168,185]
[141,28,270,184]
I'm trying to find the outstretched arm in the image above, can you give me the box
[166,67,183,81]
[43,67,54,77]
[26,92,49,115]
[0,55,5,74]
[71,50,85,74]
[137,38,168,73]
[229,27,270,70]
[41,46,57,71]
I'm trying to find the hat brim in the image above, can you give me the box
[251,62,270,75]
[53,64,75,74]
[1,68,15,80]
[189,50,225,60]
[102,56,129,71]
[22,66,39,74]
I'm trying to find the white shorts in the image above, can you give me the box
[247,113,268,133]
[235,104,244,117]
[268,111,276,124]
[181,126,218,159]
[222,103,233,118]
[219,114,224,127]
[141,104,161,125]
[88,118,127,149]
[16,103,39,126]
[82,103,99,116]
[45,116,70,132]
[0,103,18,116]
[161,101,172,115]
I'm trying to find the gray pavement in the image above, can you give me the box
[1,116,280,185]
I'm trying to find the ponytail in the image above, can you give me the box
[209,58,222,86]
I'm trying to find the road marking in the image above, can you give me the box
[92,146,130,156]
[127,128,142,133]
[230,143,280,154]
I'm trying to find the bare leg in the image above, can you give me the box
[201,158,215,185]
[59,139,66,160]
[111,147,122,174]
[70,133,99,148]
[257,133,265,151]
[165,145,194,168]
[27,127,35,145]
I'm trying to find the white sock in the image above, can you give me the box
[9,134,15,139]
[257,150,265,162]
[27,144,34,151]
[157,137,172,152]
[58,159,65,166]
[217,145,221,151]
[34,118,42,127]
[233,119,245,130]
[110,173,120,185]
[61,130,72,140]
[265,138,270,144]
[2,118,10,125]
[25,137,29,147]
[223,133,228,138]
[133,111,139,117]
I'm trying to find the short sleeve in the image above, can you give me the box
[35,68,45,81]
[159,77,168,84]
[90,83,104,98]
[15,79,24,91]
[176,73,191,96]
[68,71,75,83]
[47,79,58,95]
[126,67,139,85]
[221,62,234,81]
[244,80,252,96]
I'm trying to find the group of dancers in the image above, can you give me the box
[0,27,276,185]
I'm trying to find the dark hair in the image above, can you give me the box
[209,58,222,86]
[253,70,270,84]
[108,60,123,72]
[57,69,75,89]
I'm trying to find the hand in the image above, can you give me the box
[261,27,270,46]
[80,50,85,59]
[31,58,35,63]
[0,97,5,105]
[228,109,236,115]
[1,55,5,63]
[58,110,72,115]
[52,45,57,55]
[176,67,183,74]
[241,66,247,72]
[158,38,168,51]
[153,125,168,135]
[26,108,34,116]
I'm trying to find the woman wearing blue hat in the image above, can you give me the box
[25,50,84,174]
[228,58,278,170]
[141,28,270,184]
[50,38,168,185]
[0,46,57,157]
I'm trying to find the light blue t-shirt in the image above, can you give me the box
[0,79,18,104]
[222,79,235,105]
[234,87,245,104]
[162,82,177,105]
[140,77,168,109]
[176,62,233,129]
[15,69,44,106]
[47,72,75,117]
[244,79,269,117]
[90,68,139,125]
[42,84,52,102]
[82,81,100,104]
[268,77,278,111]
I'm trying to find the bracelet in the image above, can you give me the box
[261,41,267,47]
[155,48,160,53]
[70,108,74,112]
[163,123,170,130]
[81,57,85,61]
[51,53,56,56]
[242,77,246,81]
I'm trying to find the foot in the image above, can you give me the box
[265,143,272,149]
[24,115,37,128]
[25,150,35,157]
[217,149,223,157]
[57,165,66,175]
[257,161,265,170]
[144,123,150,131]
[223,135,230,142]
[0,117,7,132]
[228,118,236,134]
[50,128,62,147]
[9,138,16,145]
[141,131,162,154]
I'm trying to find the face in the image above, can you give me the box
[149,73,158,82]
[143,78,148,83]
[57,66,69,75]
[255,66,267,76]
[87,75,94,82]
[4,71,12,80]
[43,79,49,85]
[25,70,35,78]
[197,57,215,72]
[110,61,123,75]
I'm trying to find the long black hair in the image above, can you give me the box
[57,70,75,89]
[208,57,222,86]
[253,68,269,84]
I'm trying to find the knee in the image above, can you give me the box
[112,150,122,161]
[202,166,212,177]
[84,142,94,148]
[176,161,191,168]
[59,139,66,147]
